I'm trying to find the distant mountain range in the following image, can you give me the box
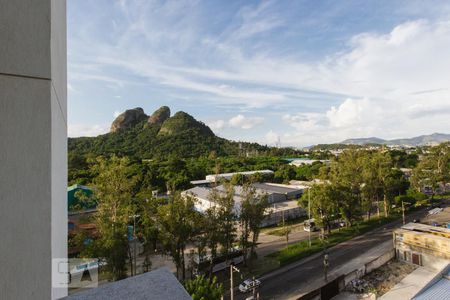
[340,133,450,146]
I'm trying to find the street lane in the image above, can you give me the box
[236,210,428,300]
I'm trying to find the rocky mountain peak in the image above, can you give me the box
[110,107,148,133]
[148,106,171,125]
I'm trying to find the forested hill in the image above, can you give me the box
[68,106,291,160]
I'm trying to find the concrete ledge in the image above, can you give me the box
[65,268,192,300]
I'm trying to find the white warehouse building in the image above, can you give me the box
[190,170,274,186]
[182,182,306,226]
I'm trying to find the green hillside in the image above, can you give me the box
[68,106,274,160]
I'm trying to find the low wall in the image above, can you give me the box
[343,248,395,286]
[298,249,395,300]
[365,248,395,274]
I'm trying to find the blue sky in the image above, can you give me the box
[68,0,450,147]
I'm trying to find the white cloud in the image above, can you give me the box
[265,130,279,145]
[228,114,264,129]
[68,124,110,137]
[325,98,383,129]
[278,20,450,145]
[208,119,226,131]
[207,115,264,132]
[283,113,326,131]
[229,0,284,40]
[113,111,121,118]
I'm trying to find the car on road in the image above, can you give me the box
[304,219,318,232]
[239,279,261,293]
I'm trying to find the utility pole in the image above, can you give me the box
[402,200,405,225]
[129,214,140,276]
[282,210,288,247]
[230,265,240,300]
[308,188,311,247]
[252,276,257,299]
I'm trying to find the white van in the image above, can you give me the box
[304,219,318,232]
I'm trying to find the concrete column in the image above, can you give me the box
[0,1,67,299]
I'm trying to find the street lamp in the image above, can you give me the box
[251,276,260,300]
[308,187,311,247]
[230,264,241,300]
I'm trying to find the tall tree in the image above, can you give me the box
[329,149,365,222]
[412,143,450,197]
[239,184,269,264]
[209,183,237,262]
[201,204,222,277]
[361,151,384,219]
[300,183,339,234]
[137,196,165,273]
[90,155,137,281]
[372,150,394,217]
[157,193,198,280]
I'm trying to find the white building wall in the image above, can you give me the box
[0,1,67,299]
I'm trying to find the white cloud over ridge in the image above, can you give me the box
[208,119,226,131]
[68,124,110,138]
[207,114,264,131]
[228,114,264,129]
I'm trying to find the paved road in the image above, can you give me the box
[235,210,428,300]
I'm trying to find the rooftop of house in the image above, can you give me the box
[64,268,191,300]
[412,265,450,300]
[399,222,450,239]
[68,184,92,192]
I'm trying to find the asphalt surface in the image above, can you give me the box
[235,209,429,300]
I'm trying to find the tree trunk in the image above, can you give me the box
[181,246,186,281]
[376,195,380,218]
[128,243,133,276]
[383,194,388,217]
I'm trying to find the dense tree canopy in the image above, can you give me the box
[411,142,450,195]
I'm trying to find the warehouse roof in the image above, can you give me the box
[413,268,450,300]
[252,182,303,195]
